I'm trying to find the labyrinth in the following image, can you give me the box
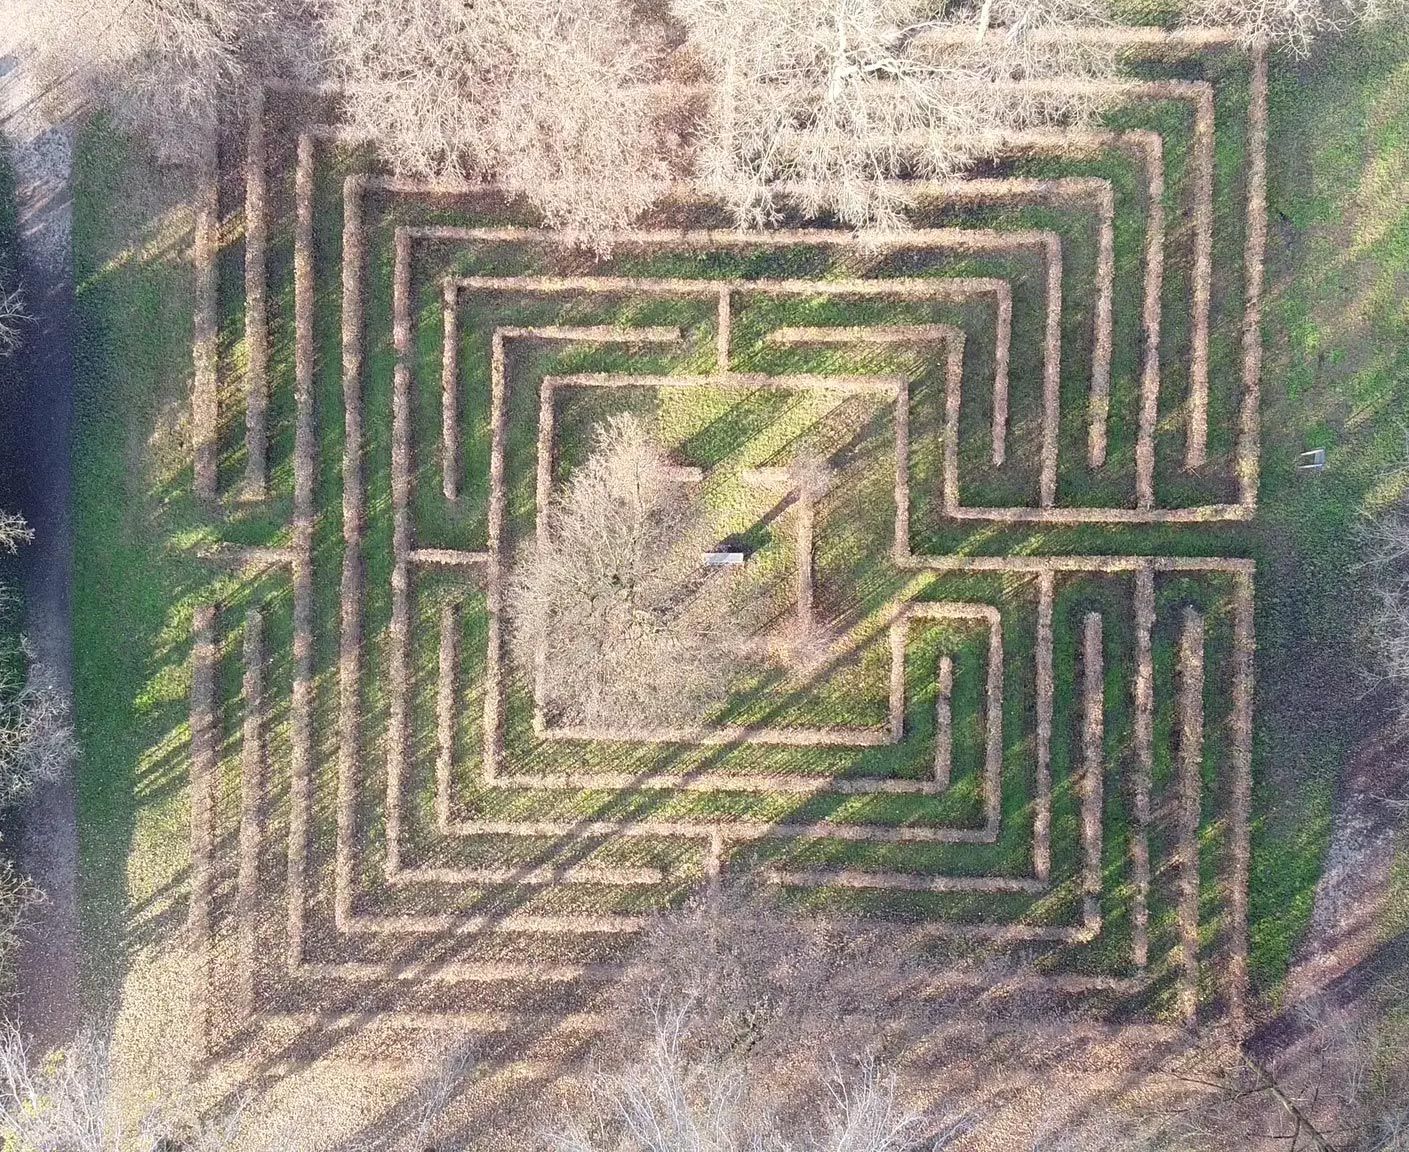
[187,29,1265,1058]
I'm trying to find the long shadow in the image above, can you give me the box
[0,65,80,1048]
[1248,929,1409,1063]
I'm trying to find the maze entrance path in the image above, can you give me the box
[186,30,1266,1060]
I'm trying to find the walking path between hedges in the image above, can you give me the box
[0,48,80,1052]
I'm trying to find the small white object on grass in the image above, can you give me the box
[1297,448,1326,470]
[702,551,745,567]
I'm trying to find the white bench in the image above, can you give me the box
[701,551,745,568]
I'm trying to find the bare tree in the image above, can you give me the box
[400,1034,478,1152]
[0,652,68,985]
[543,1000,932,1152]
[0,649,73,811]
[0,512,30,555]
[0,516,73,811]
[1180,0,1407,54]
[0,1024,242,1152]
[0,509,59,977]
[2,0,255,162]
[0,861,39,982]
[323,0,670,244]
[674,0,1114,231]
[484,2,671,240]
[509,414,740,729]
[0,1025,123,1152]
[0,287,25,358]
[2,0,320,163]
[612,887,929,1125]
[542,887,963,1150]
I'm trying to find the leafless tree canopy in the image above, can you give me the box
[0,1024,243,1152]
[0,657,72,813]
[540,888,950,1150]
[0,516,72,813]
[0,585,74,973]
[544,1002,928,1152]
[0,288,25,358]
[324,0,670,242]
[674,0,1115,230]
[2,0,320,162]
[2,0,255,162]
[509,414,739,728]
[0,512,58,977]
[0,861,37,982]
[0,513,29,556]
[1180,0,1406,52]
[1146,990,1409,1152]
[614,887,924,1117]
[398,1034,478,1152]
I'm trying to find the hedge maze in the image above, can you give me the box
[187,30,1266,1059]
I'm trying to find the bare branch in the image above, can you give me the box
[324,0,670,246]
[0,516,76,812]
[0,512,32,556]
[3,0,253,162]
[0,287,27,358]
[675,0,1115,230]
[544,1000,929,1152]
[2,0,322,162]
[1179,0,1407,55]
[402,1033,477,1151]
[508,414,741,728]
[0,1024,219,1152]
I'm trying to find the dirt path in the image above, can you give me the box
[1255,730,1408,1050]
[1282,738,1407,1009]
[0,50,80,1052]
[1242,725,1409,1145]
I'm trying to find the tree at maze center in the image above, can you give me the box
[507,412,745,729]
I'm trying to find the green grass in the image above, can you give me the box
[66,27,1409,1026]
[71,133,206,1008]
[1242,29,1409,994]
